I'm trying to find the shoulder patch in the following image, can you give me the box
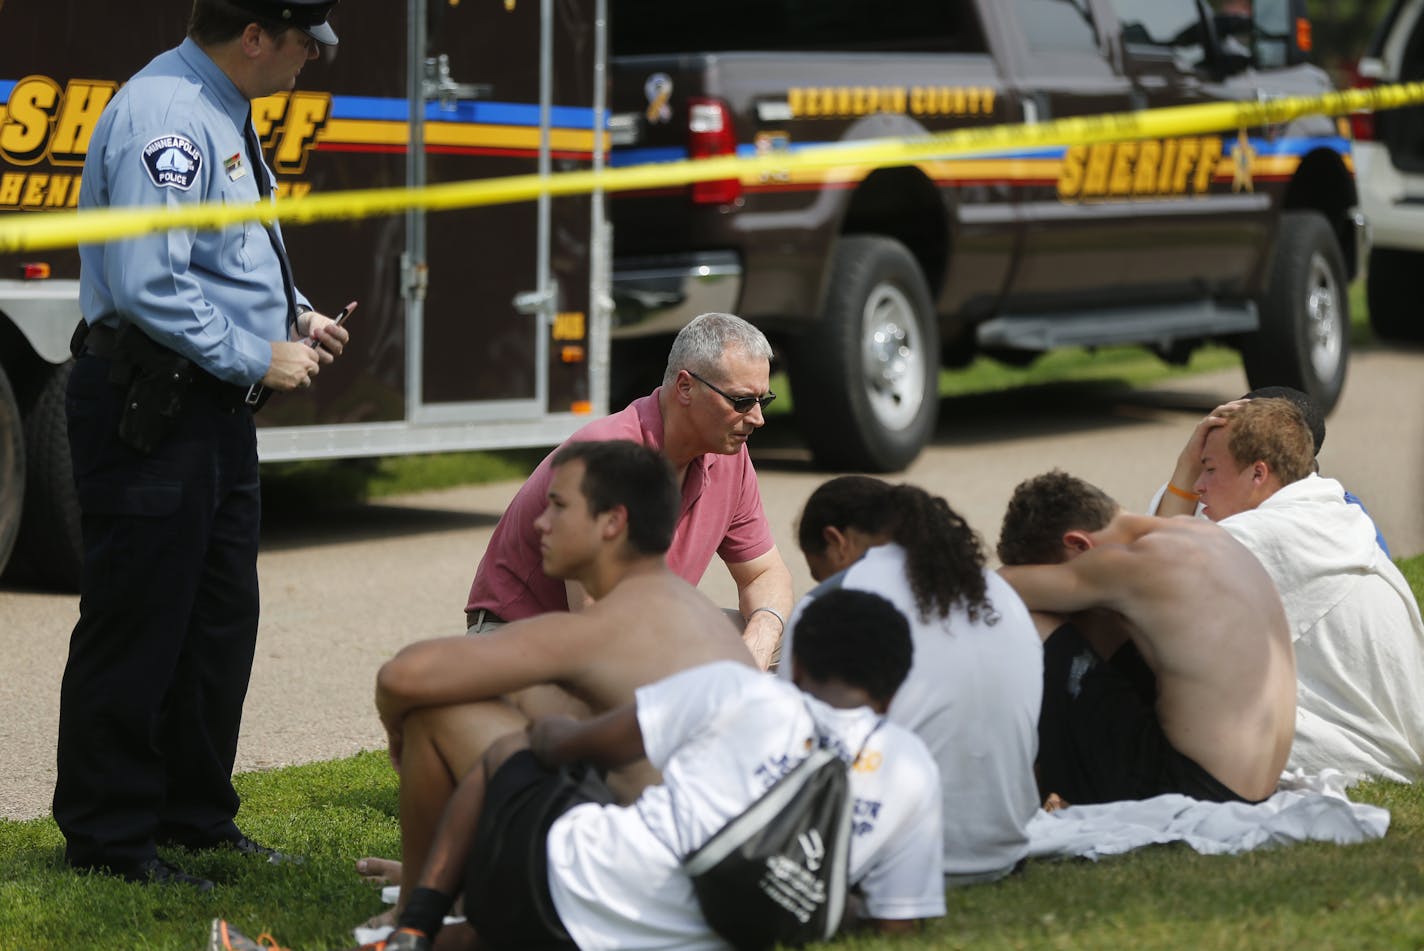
[141,134,203,190]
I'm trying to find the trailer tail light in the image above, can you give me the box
[688,97,741,205]
[19,262,51,280]
[1349,72,1377,142]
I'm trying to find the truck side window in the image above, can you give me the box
[1250,0,1293,68]
[611,0,987,56]
[1010,0,1101,55]
[1106,0,1207,70]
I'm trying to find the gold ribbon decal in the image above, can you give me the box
[1230,128,1257,193]
[645,72,673,125]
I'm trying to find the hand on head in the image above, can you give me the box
[1164,399,1249,507]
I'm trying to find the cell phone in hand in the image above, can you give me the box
[307,300,357,349]
[244,301,358,406]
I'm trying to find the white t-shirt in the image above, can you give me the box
[545,661,945,951]
[782,544,1043,881]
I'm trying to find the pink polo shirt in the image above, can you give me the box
[464,388,776,621]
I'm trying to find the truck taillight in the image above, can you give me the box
[1349,74,1377,142]
[19,262,51,280]
[687,97,741,205]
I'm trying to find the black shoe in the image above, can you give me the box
[166,831,302,866]
[83,857,216,891]
[225,834,302,865]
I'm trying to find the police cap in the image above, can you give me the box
[228,0,340,46]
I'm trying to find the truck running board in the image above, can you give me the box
[975,300,1259,352]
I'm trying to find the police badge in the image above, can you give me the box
[142,134,203,190]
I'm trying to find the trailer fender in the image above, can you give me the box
[0,279,83,366]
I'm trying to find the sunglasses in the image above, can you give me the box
[687,370,776,414]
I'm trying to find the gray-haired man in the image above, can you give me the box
[464,312,792,669]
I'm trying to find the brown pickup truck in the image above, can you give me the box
[607,0,1362,471]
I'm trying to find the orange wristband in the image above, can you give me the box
[1166,483,1200,501]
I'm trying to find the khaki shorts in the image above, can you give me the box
[465,608,508,635]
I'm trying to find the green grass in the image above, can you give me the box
[261,447,549,511]
[0,754,402,951]
[1400,556,1424,597]
[263,278,1376,507]
[2,553,1420,951]
[2,755,1420,951]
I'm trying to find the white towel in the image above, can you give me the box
[1025,768,1389,861]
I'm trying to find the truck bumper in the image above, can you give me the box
[610,251,741,339]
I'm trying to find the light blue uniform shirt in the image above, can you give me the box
[78,37,310,386]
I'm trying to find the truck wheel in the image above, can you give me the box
[1366,248,1424,342]
[0,364,24,577]
[1241,210,1349,414]
[8,362,81,590]
[790,235,939,472]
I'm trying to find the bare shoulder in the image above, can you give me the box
[1066,516,1203,598]
[1126,515,1215,559]
[597,568,698,603]
[563,573,752,704]
[1141,515,1248,557]
[591,572,744,647]
[1124,516,1268,602]
[602,573,731,621]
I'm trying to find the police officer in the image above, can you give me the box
[54,0,349,889]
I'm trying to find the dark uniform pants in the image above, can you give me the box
[53,353,262,868]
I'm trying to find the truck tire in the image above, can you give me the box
[1366,248,1424,343]
[1241,210,1349,414]
[8,362,81,590]
[0,363,24,577]
[790,235,939,472]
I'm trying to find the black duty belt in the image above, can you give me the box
[83,321,257,411]
[78,321,121,358]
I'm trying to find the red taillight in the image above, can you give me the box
[687,97,741,205]
[1349,73,1377,142]
[19,262,51,280]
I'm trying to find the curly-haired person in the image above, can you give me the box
[780,475,1042,887]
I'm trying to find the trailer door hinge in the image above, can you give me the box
[402,254,429,301]
[423,54,492,109]
[513,283,557,320]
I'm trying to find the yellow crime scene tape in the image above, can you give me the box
[2,81,1423,254]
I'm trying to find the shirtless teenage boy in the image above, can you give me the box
[371,440,754,915]
[997,471,1295,805]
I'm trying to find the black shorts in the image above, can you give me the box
[1036,622,1256,806]
[463,749,615,951]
